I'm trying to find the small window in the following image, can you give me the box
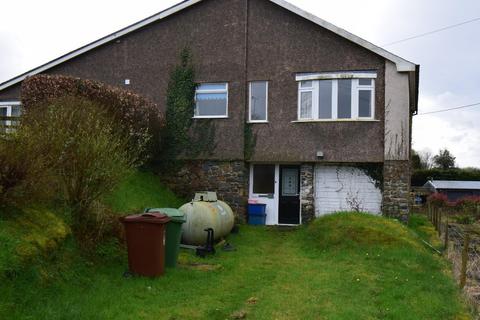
[253,164,275,194]
[0,102,21,133]
[249,81,268,122]
[194,83,228,118]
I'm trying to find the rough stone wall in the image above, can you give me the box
[383,160,410,221]
[300,164,315,223]
[163,160,248,221]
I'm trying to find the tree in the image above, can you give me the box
[419,150,434,169]
[411,150,422,170]
[433,149,456,169]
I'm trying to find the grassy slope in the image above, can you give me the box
[104,170,185,213]
[1,212,471,320]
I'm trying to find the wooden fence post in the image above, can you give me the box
[428,202,431,221]
[460,233,470,289]
[438,209,442,236]
[444,216,449,252]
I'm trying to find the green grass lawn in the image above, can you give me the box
[0,211,471,320]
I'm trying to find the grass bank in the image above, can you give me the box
[0,212,471,319]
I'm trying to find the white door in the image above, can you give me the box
[249,164,279,225]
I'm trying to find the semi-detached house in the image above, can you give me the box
[0,0,419,224]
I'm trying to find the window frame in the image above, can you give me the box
[194,82,229,119]
[296,74,376,122]
[248,81,269,123]
[0,101,21,129]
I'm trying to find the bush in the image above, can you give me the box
[427,192,449,207]
[454,196,480,217]
[0,134,53,210]
[18,96,149,247]
[21,74,164,162]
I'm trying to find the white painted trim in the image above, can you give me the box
[296,72,377,81]
[270,0,416,72]
[194,82,228,118]
[0,101,21,106]
[0,0,415,92]
[248,81,269,123]
[292,119,380,123]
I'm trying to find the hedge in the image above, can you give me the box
[21,74,165,161]
[412,168,480,186]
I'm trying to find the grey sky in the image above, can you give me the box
[1,0,479,167]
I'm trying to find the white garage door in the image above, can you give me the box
[314,165,382,216]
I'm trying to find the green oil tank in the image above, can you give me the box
[179,192,235,245]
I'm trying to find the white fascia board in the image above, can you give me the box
[296,72,377,81]
[0,101,21,106]
[0,0,203,91]
[270,0,416,72]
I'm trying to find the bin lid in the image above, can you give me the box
[121,212,171,224]
[145,208,186,223]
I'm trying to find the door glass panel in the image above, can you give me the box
[282,168,298,196]
[253,164,275,194]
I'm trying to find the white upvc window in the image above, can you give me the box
[0,101,21,132]
[296,72,376,121]
[194,83,228,118]
[249,81,268,122]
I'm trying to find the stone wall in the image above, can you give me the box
[383,160,410,221]
[300,164,315,223]
[162,160,248,221]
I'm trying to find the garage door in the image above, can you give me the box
[314,165,382,216]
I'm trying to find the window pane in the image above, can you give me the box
[300,91,313,119]
[195,93,227,116]
[359,79,372,86]
[253,164,275,194]
[337,79,352,119]
[250,82,267,121]
[359,90,372,117]
[300,81,313,88]
[11,106,21,117]
[0,108,6,127]
[318,80,332,119]
[197,83,227,91]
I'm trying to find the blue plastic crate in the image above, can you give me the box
[248,213,266,225]
[248,203,266,215]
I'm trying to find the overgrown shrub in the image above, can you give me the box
[19,96,148,247]
[427,192,449,207]
[0,134,53,210]
[21,74,164,162]
[454,196,480,218]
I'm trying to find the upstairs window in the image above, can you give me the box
[194,83,228,118]
[249,81,268,122]
[296,72,376,121]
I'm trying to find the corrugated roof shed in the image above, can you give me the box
[424,180,480,190]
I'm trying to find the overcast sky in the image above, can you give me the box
[1,0,479,167]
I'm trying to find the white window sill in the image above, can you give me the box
[193,116,229,119]
[247,121,269,124]
[292,119,379,123]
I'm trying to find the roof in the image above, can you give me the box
[0,0,417,92]
[424,180,480,190]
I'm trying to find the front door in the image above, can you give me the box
[278,165,300,224]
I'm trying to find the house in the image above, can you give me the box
[424,180,480,202]
[0,0,419,224]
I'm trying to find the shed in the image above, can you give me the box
[423,180,480,201]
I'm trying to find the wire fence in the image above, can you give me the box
[427,205,480,308]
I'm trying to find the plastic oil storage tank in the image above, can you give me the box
[179,192,234,245]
